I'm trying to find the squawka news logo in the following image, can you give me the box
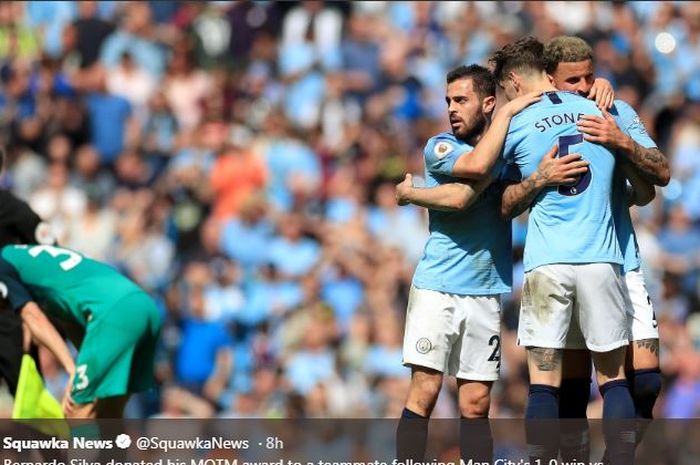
[3,436,121,452]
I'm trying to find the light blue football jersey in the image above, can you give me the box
[609,99,658,273]
[501,91,623,272]
[412,132,512,295]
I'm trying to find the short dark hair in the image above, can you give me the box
[490,36,546,83]
[544,36,594,74]
[446,64,495,99]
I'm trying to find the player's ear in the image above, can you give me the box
[546,73,555,86]
[482,95,496,115]
[508,71,520,93]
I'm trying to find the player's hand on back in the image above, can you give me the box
[577,109,627,150]
[588,78,615,110]
[396,173,415,206]
[535,145,590,187]
[500,91,543,117]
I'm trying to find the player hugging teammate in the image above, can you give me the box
[397,36,669,465]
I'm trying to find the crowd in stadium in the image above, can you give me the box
[0,1,698,419]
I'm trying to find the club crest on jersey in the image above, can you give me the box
[416,337,432,354]
[434,141,453,159]
[629,116,649,135]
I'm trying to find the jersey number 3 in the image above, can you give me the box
[28,245,83,271]
[557,134,591,196]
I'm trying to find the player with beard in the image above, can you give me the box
[395,65,540,464]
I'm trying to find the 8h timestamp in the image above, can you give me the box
[260,437,284,449]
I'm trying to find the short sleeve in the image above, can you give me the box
[424,136,468,176]
[612,100,656,149]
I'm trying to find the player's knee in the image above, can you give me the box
[412,381,441,407]
[459,390,491,418]
[407,372,442,414]
[592,347,627,384]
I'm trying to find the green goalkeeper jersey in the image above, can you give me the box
[0,244,145,327]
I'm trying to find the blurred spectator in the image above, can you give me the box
[164,48,211,129]
[30,162,86,243]
[366,180,427,264]
[100,2,166,78]
[219,194,274,272]
[258,113,321,211]
[267,213,321,278]
[282,1,342,61]
[71,143,116,203]
[109,191,174,290]
[66,191,116,261]
[283,305,337,396]
[174,262,233,407]
[339,12,381,103]
[25,1,75,58]
[83,66,136,165]
[0,3,40,60]
[106,52,157,113]
[226,1,281,70]
[141,91,178,162]
[64,0,114,69]
[209,126,267,219]
[658,204,700,300]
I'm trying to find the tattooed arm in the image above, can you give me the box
[501,145,590,219]
[577,109,670,186]
[622,142,670,187]
[501,172,547,219]
[621,160,656,207]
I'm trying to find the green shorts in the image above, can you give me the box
[71,291,162,404]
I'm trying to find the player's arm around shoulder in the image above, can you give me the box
[577,100,670,186]
[396,173,491,211]
[404,134,493,211]
[588,77,615,110]
[500,145,590,219]
[451,92,543,179]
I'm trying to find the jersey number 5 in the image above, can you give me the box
[28,245,83,271]
[557,134,591,196]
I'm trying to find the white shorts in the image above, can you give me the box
[402,285,502,381]
[566,267,659,348]
[623,268,659,341]
[518,263,629,352]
